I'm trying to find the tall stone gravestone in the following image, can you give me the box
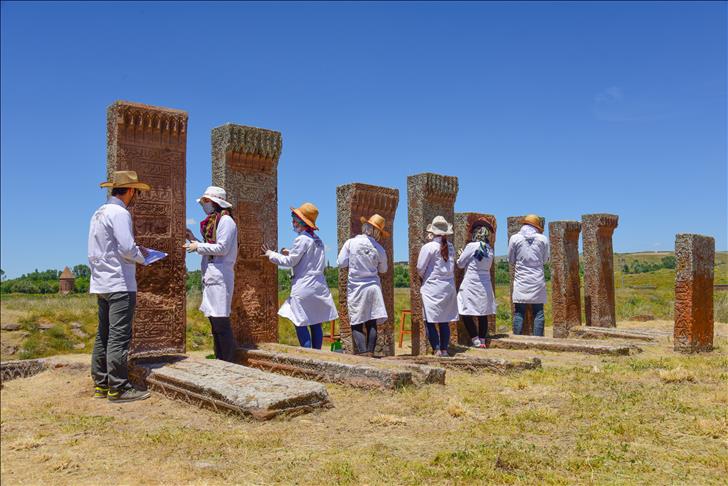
[506,215,546,336]
[407,173,458,355]
[549,221,582,338]
[106,101,187,357]
[336,183,399,356]
[674,234,714,353]
[454,213,497,345]
[582,214,619,327]
[212,124,282,345]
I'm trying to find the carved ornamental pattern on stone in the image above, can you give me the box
[507,215,546,336]
[212,124,282,345]
[107,101,188,357]
[407,173,458,355]
[336,183,399,356]
[549,221,582,338]
[454,212,497,345]
[582,214,618,328]
[673,234,714,353]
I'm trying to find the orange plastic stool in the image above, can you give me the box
[398,309,412,348]
[322,320,340,343]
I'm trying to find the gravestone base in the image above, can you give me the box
[130,356,331,420]
[384,354,541,374]
[488,335,641,355]
[569,326,670,342]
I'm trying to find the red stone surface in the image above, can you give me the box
[336,183,399,356]
[582,214,619,328]
[407,173,458,355]
[549,221,582,338]
[212,124,282,345]
[506,216,545,335]
[107,101,188,357]
[674,233,714,353]
[454,213,497,345]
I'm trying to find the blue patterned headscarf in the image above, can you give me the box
[472,225,491,261]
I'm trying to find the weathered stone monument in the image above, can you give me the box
[582,214,619,327]
[454,213,497,345]
[107,101,187,357]
[407,173,458,355]
[58,267,75,295]
[336,183,399,356]
[673,234,714,353]
[506,215,546,336]
[549,221,582,338]
[211,124,282,345]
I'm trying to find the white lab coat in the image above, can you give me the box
[337,234,388,326]
[196,214,238,317]
[417,237,459,323]
[268,233,339,327]
[508,225,549,304]
[456,241,497,316]
[88,196,145,293]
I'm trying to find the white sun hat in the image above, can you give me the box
[426,215,454,236]
[196,186,232,208]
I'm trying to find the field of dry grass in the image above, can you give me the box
[2,322,727,485]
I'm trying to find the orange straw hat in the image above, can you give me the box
[291,202,319,230]
[100,170,151,191]
[360,214,390,238]
[522,214,543,232]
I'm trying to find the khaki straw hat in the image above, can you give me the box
[100,170,151,191]
[522,214,543,232]
[360,214,390,238]
[426,215,454,236]
[291,202,319,230]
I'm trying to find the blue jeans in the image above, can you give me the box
[295,323,323,349]
[425,322,451,351]
[513,303,545,336]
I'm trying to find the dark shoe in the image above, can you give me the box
[93,386,109,399]
[108,387,150,403]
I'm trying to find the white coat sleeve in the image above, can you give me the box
[112,210,145,264]
[336,240,350,268]
[269,236,307,267]
[376,243,388,274]
[196,217,236,256]
[416,245,431,278]
[508,235,518,265]
[456,243,474,269]
[543,236,551,264]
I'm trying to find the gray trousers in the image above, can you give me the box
[92,292,136,391]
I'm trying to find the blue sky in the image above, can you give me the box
[1,1,725,278]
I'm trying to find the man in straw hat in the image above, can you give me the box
[336,214,390,356]
[263,202,339,349]
[88,170,151,403]
[507,214,550,336]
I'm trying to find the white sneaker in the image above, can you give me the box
[471,337,482,347]
[433,349,442,357]
[440,350,449,357]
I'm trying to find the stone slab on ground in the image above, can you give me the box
[488,335,641,355]
[237,343,445,389]
[569,326,670,342]
[384,353,541,374]
[1,357,87,384]
[130,356,331,420]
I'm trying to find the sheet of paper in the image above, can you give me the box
[142,248,168,266]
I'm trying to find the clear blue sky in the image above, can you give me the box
[1,1,725,278]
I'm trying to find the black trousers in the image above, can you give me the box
[209,317,237,362]
[351,319,378,354]
[461,315,489,340]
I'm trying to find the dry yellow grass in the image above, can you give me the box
[2,323,727,485]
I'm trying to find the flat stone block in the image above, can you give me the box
[130,357,331,420]
[384,354,541,374]
[569,326,669,342]
[237,343,445,389]
[488,335,641,355]
[1,359,48,383]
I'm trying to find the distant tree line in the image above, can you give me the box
[622,256,675,274]
[0,265,91,294]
